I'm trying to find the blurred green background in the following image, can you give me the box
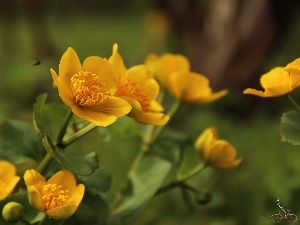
[1,0,300,224]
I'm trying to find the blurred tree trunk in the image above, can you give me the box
[149,0,299,90]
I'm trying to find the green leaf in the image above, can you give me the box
[280,110,300,145]
[42,135,99,176]
[72,191,110,225]
[177,146,201,179]
[79,168,112,194]
[0,118,44,172]
[110,155,172,224]
[0,192,39,225]
[33,94,70,142]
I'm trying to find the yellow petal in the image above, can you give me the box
[50,68,74,108]
[145,53,190,87]
[124,97,169,125]
[208,140,242,169]
[24,169,46,193]
[0,161,17,183]
[71,106,117,127]
[149,100,164,112]
[169,71,227,103]
[2,176,20,199]
[26,186,44,212]
[45,204,78,220]
[126,65,159,100]
[108,43,127,78]
[243,67,294,97]
[195,127,217,162]
[58,47,82,91]
[47,171,76,195]
[89,96,132,116]
[82,56,119,89]
[191,89,228,104]
[285,58,300,75]
[67,184,85,207]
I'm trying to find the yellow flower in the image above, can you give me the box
[24,170,84,220]
[0,161,20,200]
[109,44,169,125]
[50,47,132,126]
[244,59,300,97]
[145,53,227,103]
[195,127,242,169]
[168,71,228,104]
[144,53,190,89]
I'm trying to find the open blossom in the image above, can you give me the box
[50,47,132,126]
[0,161,20,200]
[24,170,84,220]
[195,127,242,169]
[145,53,190,89]
[243,58,300,97]
[109,44,169,125]
[145,53,227,103]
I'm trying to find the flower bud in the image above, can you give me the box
[2,202,23,223]
[195,190,212,205]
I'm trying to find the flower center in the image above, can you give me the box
[116,78,150,112]
[71,71,111,106]
[41,184,69,211]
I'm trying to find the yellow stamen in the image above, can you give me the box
[71,71,111,106]
[116,78,150,112]
[41,184,69,211]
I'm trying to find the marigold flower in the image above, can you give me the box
[145,53,227,103]
[0,160,20,200]
[24,170,84,220]
[50,47,132,126]
[109,44,169,125]
[244,59,300,97]
[195,127,242,169]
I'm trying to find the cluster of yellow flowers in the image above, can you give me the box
[1,44,243,221]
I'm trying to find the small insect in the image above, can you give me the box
[33,59,41,66]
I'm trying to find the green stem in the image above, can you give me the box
[61,123,97,147]
[156,163,205,196]
[56,110,73,145]
[36,153,53,174]
[19,218,32,225]
[287,94,300,114]
[151,99,182,144]
[37,214,49,225]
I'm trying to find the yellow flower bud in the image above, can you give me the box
[2,202,23,223]
[195,127,242,169]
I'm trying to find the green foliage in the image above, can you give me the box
[33,94,99,176]
[280,110,300,145]
[0,192,39,225]
[109,155,172,225]
[0,118,44,173]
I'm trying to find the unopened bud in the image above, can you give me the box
[196,191,212,205]
[2,202,23,223]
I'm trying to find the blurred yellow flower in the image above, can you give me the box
[110,44,169,125]
[24,170,84,220]
[0,161,20,200]
[244,59,300,97]
[195,127,242,169]
[145,53,190,89]
[50,47,132,127]
[168,71,228,104]
[145,53,227,103]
